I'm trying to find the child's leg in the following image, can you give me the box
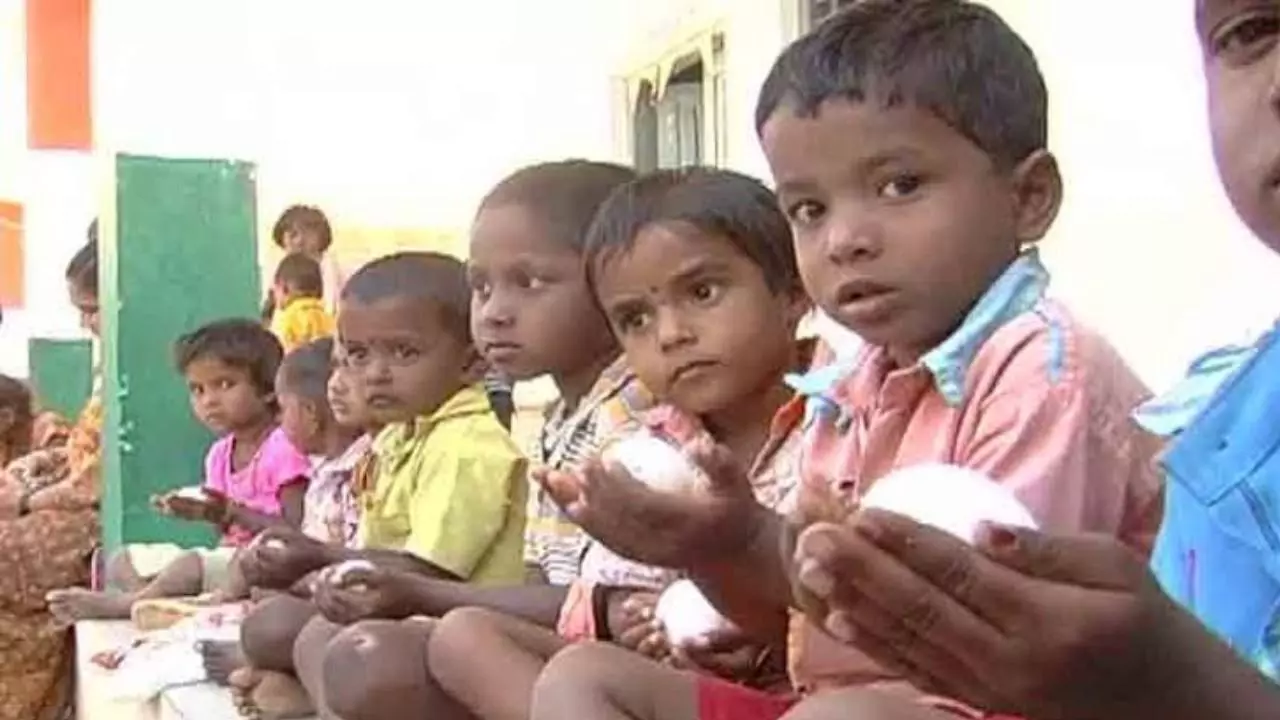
[48,550,204,621]
[531,641,705,720]
[320,617,473,720]
[427,607,570,720]
[779,688,961,720]
[104,547,148,591]
[240,593,317,672]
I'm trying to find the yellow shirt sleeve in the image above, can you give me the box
[404,450,526,579]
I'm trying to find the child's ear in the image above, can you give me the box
[1011,149,1063,246]
[782,283,813,332]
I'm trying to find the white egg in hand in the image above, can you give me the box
[655,579,737,648]
[600,431,701,493]
[172,486,208,501]
[325,559,376,590]
[860,464,1038,544]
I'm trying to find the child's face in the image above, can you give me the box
[327,365,372,431]
[469,204,616,382]
[184,357,271,435]
[277,385,323,455]
[282,228,325,259]
[1199,1,1280,252]
[67,279,100,338]
[762,99,1060,364]
[337,296,472,425]
[593,223,805,418]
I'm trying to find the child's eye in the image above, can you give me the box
[786,200,826,227]
[615,311,651,335]
[879,174,924,199]
[1212,13,1280,62]
[689,281,723,305]
[470,278,492,299]
[515,274,547,292]
[392,345,420,361]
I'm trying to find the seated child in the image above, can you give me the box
[423,167,814,720]
[229,251,528,716]
[296,160,642,720]
[48,319,312,621]
[269,252,336,353]
[528,3,1165,719]
[199,338,374,705]
[262,204,339,321]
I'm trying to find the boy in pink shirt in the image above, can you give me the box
[530,2,1163,719]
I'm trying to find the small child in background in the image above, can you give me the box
[47,319,312,621]
[269,253,336,353]
[262,204,340,321]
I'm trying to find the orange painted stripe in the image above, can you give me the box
[26,0,92,150]
[0,201,25,307]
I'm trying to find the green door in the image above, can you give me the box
[99,155,261,553]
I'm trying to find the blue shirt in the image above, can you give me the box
[1150,325,1280,678]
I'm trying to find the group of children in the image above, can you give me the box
[30,0,1280,719]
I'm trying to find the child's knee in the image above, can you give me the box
[323,620,431,720]
[240,595,312,671]
[428,607,495,668]
[532,642,618,710]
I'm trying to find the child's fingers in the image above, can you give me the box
[684,436,745,493]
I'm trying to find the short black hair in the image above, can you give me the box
[756,0,1046,169]
[341,252,471,342]
[278,337,336,401]
[584,167,800,295]
[174,318,284,400]
[66,237,98,296]
[272,205,333,252]
[274,252,325,298]
[478,160,638,252]
[0,374,32,417]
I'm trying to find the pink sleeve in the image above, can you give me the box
[203,437,231,494]
[957,327,1164,555]
[260,429,313,498]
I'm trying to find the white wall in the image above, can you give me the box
[996,1,1280,389]
[0,0,96,378]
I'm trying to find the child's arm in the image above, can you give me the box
[223,479,307,533]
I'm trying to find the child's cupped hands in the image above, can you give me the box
[312,562,413,625]
[532,436,767,570]
[152,487,231,525]
[239,526,330,590]
[789,510,1193,720]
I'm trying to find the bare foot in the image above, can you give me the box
[198,640,247,685]
[252,670,315,719]
[46,588,135,622]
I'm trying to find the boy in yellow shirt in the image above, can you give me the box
[231,251,526,718]
[269,252,336,352]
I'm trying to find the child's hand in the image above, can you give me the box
[152,488,231,525]
[609,591,669,660]
[669,629,778,685]
[790,510,1219,720]
[533,436,766,571]
[312,562,412,625]
[238,527,331,590]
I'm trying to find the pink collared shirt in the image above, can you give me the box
[787,299,1166,693]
